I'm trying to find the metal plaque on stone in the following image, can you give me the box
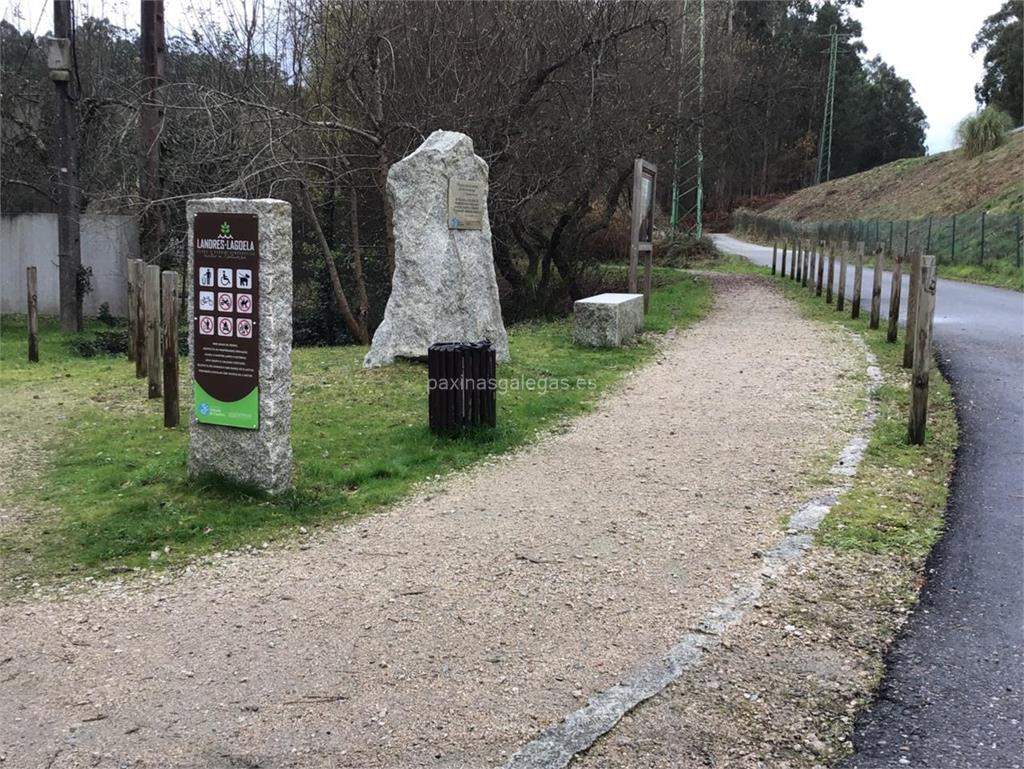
[447,178,485,230]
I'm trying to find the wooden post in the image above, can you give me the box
[26,267,39,363]
[642,248,653,314]
[771,243,777,275]
[826,244,836,303]
[806,244,814,290]
[851,241,864,319]
[144,264,162,399]
[908,256,937,445]
[802,241,810,288]
[902,248,923,368]
[780,243,787,278]
[793,240,799,281]
[161,270,179,427]
[815,241,825,296]
[836,242,848,311]
[130,259,147,378]
[126,259,138,362]
[886,252,903,343]
[869,246,883,329]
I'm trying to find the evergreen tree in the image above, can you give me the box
[973,0,1023,125]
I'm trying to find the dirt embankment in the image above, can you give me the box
[765,132,1024,222]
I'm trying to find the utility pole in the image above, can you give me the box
[140,0,166,266]
[49,0,82,332]
[669,0,688,235]
[816,24,838,185]
[694,0,705,239]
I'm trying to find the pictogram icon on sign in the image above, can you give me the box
[236,293,252,314]
[199,316,214,335]
[218,292,234,312]
[217,268,233,288]
[218,317,233,337]
[236,318,253,338]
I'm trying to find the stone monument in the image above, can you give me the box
[186,198,293,493]
[364,130,509,367]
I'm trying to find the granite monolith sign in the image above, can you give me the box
[364,130,509,367]
[186,198,293,492]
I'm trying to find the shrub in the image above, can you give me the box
[69,328,128,357]
[96,302,120,327]
[956,107,1014,158]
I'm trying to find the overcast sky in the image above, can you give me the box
[850,0,1002,153]
[3,0,1003,154]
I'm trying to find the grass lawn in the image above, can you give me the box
[717,255,957,558]
[0,270,711,584]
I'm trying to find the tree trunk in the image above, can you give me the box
[299,183,370,345]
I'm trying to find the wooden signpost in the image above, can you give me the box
[627,158,657,312]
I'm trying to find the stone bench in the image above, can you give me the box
[573,293,644,347]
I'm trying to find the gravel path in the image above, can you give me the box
[0,275,863,769]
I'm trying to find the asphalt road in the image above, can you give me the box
[714,233,1024,769]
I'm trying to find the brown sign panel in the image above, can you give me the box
[192,212,260,429]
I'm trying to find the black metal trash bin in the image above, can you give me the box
[428,340,496,435]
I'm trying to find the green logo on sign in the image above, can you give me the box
[220,221,231,236]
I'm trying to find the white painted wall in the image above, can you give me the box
[0,214,138,316]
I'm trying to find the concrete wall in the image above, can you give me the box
[1,214,138,316]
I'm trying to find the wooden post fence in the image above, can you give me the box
[886,252,903,343]
[903,248,923,369]
[144,264,162,399]
[26,266,39,363]
[772,243,777,275]
[162,270,179,428]
[802,241,810,288]
[851,241,864,319]
[826,244,836,304]
[869,246,883,329]
[781,242,787,278]
[908,256,937,445]
[130,259,146,378]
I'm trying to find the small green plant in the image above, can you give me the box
[956,106,1014,158]
[96,302,118,327]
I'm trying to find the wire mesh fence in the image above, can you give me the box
[733,209,1024,270]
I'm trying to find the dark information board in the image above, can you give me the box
[192,212,260,429]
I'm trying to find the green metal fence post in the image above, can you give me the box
[1016,215,1022,269]
[979,210,986,264]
